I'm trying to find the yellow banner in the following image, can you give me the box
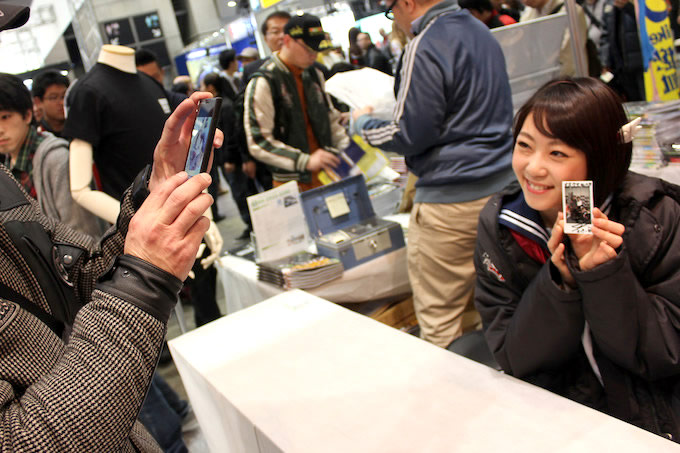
[638,0,679,101]
[260,0,285,9]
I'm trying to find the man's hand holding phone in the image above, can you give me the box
[148,92,223,192]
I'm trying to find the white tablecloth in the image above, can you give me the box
[216,247,410,314]
[169,291,679,453]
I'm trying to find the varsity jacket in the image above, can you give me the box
[474,173,680,441]
[0,164,181,451]
[243,53,349,184]
[353,1,515,204]
[31,132,106,238]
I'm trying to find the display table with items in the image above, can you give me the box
[217,176,410,314]
[216,245,409,313]
[169,291,678,453]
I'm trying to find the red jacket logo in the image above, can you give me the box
[482,252,505,282]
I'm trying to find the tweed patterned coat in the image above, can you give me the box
[0,164,173,452]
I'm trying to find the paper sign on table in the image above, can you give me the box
[247,181,310,262]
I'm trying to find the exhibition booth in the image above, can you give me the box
[168,3,680,452]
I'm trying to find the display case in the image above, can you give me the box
[300,175,405,269]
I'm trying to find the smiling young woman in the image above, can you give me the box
[474,77,680,442]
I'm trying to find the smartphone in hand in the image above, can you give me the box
[185,97,222,177]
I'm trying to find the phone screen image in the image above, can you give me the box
[185,97,222,177]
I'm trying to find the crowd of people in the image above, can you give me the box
[1,0,680,450]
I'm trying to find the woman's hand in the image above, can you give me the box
[569,208,625,271]
[547,212,576,288]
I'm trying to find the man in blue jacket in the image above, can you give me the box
[353,0,514,348]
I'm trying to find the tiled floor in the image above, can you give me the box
[157,178,246,452]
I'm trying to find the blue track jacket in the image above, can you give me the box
[354,1,515,203]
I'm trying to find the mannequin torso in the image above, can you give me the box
[68,45,138,223]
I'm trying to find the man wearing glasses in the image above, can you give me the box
[244,13,348,191]
[32,70,69,138]
[352,0,514,348]
[242,11,291,86]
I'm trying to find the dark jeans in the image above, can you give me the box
[190,258,221,327]
[138,373,188,453]
[226,163,272,228]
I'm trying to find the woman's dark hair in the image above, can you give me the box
[0,73,33,118]
[514,77,631,205]
[348,27,362,58]
[202,72,227,97]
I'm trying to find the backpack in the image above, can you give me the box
[0,171,85,338]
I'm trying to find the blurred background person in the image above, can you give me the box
[135,48,187,110]
[460,0,517,27]
[32,70,68,138]
[218,48,239,101]
[357,32,392,74]
[243,11,291,85]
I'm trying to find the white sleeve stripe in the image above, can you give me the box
[393,19,436,121]
[499,211,550,244]
[244,77,300,172]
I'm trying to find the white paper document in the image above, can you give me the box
[247,181,310,262]
[325,68,396,121]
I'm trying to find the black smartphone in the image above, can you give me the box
[185,97,222,177]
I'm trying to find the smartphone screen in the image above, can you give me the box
[185,97,222,177]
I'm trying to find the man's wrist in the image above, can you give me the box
[131,165,152,212]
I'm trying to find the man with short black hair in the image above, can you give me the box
[244,13,348,191]
[1,73,104,237]
[135,48,164,84]
[242,11,292,85]
[218,48,239,101]
[135,48,186,111]
[32,70,69,137]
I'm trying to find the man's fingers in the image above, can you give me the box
[184,216,212,253]
[322,153,341,169]
[161,92,211,145]
[144,171,189,210]
[157,173,212,225]
[173,193,214,234]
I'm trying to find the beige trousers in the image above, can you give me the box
[407,197,490,348]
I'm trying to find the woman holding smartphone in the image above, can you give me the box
[474,77,680,442]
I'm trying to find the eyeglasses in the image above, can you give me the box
[265,28,284,36]
[384,0,398,20]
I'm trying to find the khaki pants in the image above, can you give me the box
[407,197,489,348]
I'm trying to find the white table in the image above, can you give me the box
[216,246,410,314]
[169,291,679,453]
